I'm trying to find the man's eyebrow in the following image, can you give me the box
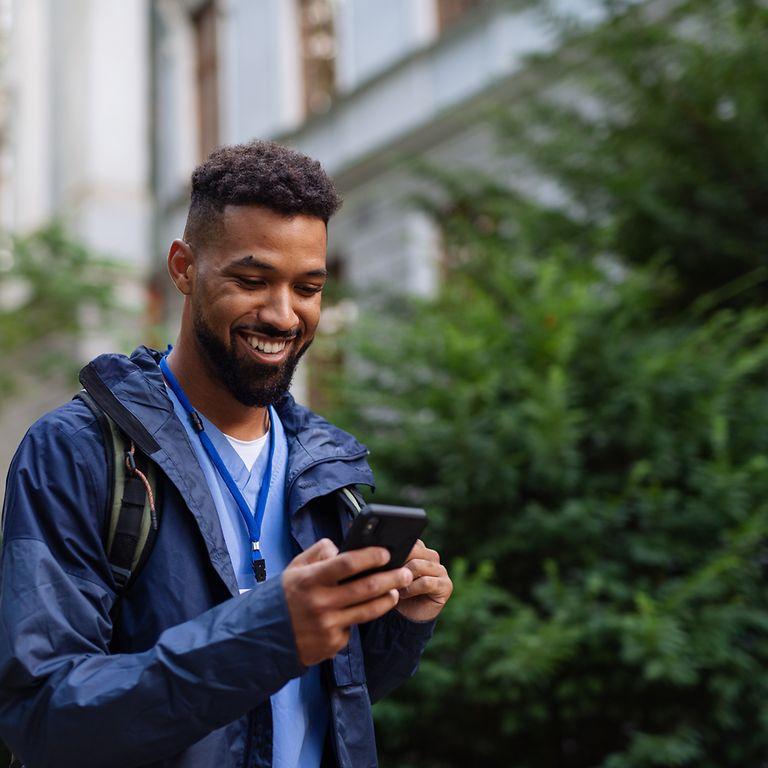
[228,254,328,278]
[229,255,276,270]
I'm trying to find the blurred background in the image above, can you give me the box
[2,0,768,766]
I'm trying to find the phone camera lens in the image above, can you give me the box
[363,517,379,536]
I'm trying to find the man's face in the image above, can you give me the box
[189,205,327,407]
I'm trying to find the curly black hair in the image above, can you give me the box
[183,140,342,247]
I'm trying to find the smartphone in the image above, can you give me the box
[339,503,428,583]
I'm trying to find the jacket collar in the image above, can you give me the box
[80,346,374,594]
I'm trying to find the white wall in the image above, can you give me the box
[7,0,52,231]
[335,0,436,92]
[327,122,497,303]
[10,0,151,268]
[223,0,303,142]
[78,0,151,267]
[153,0,198,212]
[286,3,554,177]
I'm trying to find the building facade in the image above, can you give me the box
[0,0,593,471]
[148,0,595,401]
[0,0,153,484]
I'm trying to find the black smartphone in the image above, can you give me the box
[339,503,428,583]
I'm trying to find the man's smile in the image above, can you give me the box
[236,330,297,364]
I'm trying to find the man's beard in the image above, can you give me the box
[192,307,311,407]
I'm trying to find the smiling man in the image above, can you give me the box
[0,142,452,768]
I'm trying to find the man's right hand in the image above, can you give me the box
[282,538,413,667]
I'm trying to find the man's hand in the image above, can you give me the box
[282,538,414,667]
[395,539,453,623]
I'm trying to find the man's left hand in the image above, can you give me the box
[395,539,453,623]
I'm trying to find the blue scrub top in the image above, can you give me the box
[166,386,329,767]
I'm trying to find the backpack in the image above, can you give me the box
[75,389,160,592]
[74,390,366,594]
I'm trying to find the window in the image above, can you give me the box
[299,0,337,115]
[192,1,219,160]
[437,0,488,32]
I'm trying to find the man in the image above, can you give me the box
[0,141,452,768]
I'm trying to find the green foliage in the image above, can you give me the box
[326,245,768,766]
[0,223,117,401]
[320,4,768,764]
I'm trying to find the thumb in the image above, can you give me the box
[289,538,339,568]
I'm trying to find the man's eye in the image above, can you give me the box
[238,278,265,289]
[297,285,323,295]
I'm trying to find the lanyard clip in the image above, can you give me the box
[190,411,204,433]
[251,542,266,582]
[252,557,267,582]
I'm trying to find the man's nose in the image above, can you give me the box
[259,286,299,332]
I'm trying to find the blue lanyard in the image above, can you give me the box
[159,353,275,582]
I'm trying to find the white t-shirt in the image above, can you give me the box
[223,431,269,472]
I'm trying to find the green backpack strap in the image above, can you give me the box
[75,390,159,592]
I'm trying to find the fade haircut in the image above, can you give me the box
[183,140,342,248]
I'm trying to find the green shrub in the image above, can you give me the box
[326,247,768,767]
[0,223,118,402]
[319,4,768,762]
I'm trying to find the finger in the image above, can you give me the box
[289,538,338,568]
[335,589,400,628]
[404,539,427,562]
[403,559,446,579]
[313,546,391,584]
[325,567,413,609]
[404,540,440,564]
[398,575,448,601]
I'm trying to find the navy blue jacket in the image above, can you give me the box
[0,347,434,768]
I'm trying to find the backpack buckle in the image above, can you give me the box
[111,564,132,588]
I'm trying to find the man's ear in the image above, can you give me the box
[167,239,196,295]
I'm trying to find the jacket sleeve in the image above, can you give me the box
[0,417,305,768]
[359,608,436,703]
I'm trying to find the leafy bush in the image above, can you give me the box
[0,223,117,402]
[319,4,768,762]
[326,246,768,767]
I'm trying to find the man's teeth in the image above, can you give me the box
[246,336,288,354]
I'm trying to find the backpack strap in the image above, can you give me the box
[75,390,159,592]
[335,485,366,540]
[337,485,365,518]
